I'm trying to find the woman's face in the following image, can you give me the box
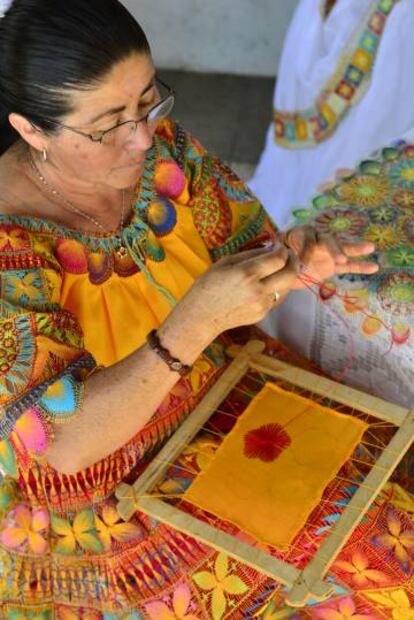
[43,52,159,190]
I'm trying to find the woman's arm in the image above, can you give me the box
[46,305,213,473]
[47,244,298,473]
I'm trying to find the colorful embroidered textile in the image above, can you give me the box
[0,118,413,618]
[249,0,414,228]
[183,383,366,550]
[271,138,414,408]
[273,0,400,149]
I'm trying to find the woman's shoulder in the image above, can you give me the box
[155,118,205,166]
[0,149,62,283]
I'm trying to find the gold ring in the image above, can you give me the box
[274,289,281,304]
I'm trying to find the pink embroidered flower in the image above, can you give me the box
[145,583,199,619]
[0,504,49,554]
[314,596,377,620]
[244,424,291,463]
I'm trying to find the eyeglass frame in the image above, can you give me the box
[30,76,175,145]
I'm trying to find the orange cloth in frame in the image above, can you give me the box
[184,383,367,550]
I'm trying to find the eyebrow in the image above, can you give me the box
[87,75,156,125]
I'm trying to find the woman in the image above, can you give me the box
[0,1,406,617]
[249,0,414,228]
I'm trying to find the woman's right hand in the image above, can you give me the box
[175,243,299,340]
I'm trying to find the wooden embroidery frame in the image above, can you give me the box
[117,340,414,608]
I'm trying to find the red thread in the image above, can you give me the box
[297,267,395,382]
[244,424,291,463]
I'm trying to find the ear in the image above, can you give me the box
[8,113,49,152]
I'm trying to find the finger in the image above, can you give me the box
[245,243,290,279]
[261,251,300,295]
[334,260,379,275]
[284,225,316,256]
[243,242,290,279]
[316,232,347,263]
[340,241,376,257]
[217,243,279,266]
[298,226,318,263]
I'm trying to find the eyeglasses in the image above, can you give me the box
[31,77,175,147]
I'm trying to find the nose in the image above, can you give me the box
[125,120,153,153]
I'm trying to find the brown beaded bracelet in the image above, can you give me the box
[147,329,192,377]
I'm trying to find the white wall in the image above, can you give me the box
[121,1,299,77]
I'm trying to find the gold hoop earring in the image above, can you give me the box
[42,149,48,162]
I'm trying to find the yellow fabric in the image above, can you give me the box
[184,383,367,550]
[60,204,212,367]
[0,118,277,472]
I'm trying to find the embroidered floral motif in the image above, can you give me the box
[394,189,414,208]
[365,224,397,249]
[315,209,367,239]
[51,509,103,555]
[373,510,414,572]
[337,176,390,208]
[0,504,49,554]
[274,0,400,148]
[364,589,414,620]
[244,424,291,463]
[192,554,249,620]
[95,504,143,551]
[294,141,414,347]
[334,550,388,587]
[145,583,200,620]
[390,160,414,189]
[377,273,414,316]
[0,226,30,253]
[0,315,36,401]
[313,596,377,620]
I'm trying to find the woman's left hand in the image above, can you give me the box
[284,225,378,286]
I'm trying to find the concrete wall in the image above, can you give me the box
[121,1,299,77]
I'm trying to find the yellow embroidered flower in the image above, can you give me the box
[193,553,248,620]
[51,509,103,555]
[365,589,414,620]
[338,176,389,207]
[6,272,43,305]
[365,224,397,249]
[95,504,143,551]
[0,226,29,252]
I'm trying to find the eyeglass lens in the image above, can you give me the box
[101,94,175,146]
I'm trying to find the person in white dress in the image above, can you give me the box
[256,0,414,408]
[250,0,414,229]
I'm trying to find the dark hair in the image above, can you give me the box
[0,0,151,153]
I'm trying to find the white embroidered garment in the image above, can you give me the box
[249,0,414,228]
[261,125,414,409]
